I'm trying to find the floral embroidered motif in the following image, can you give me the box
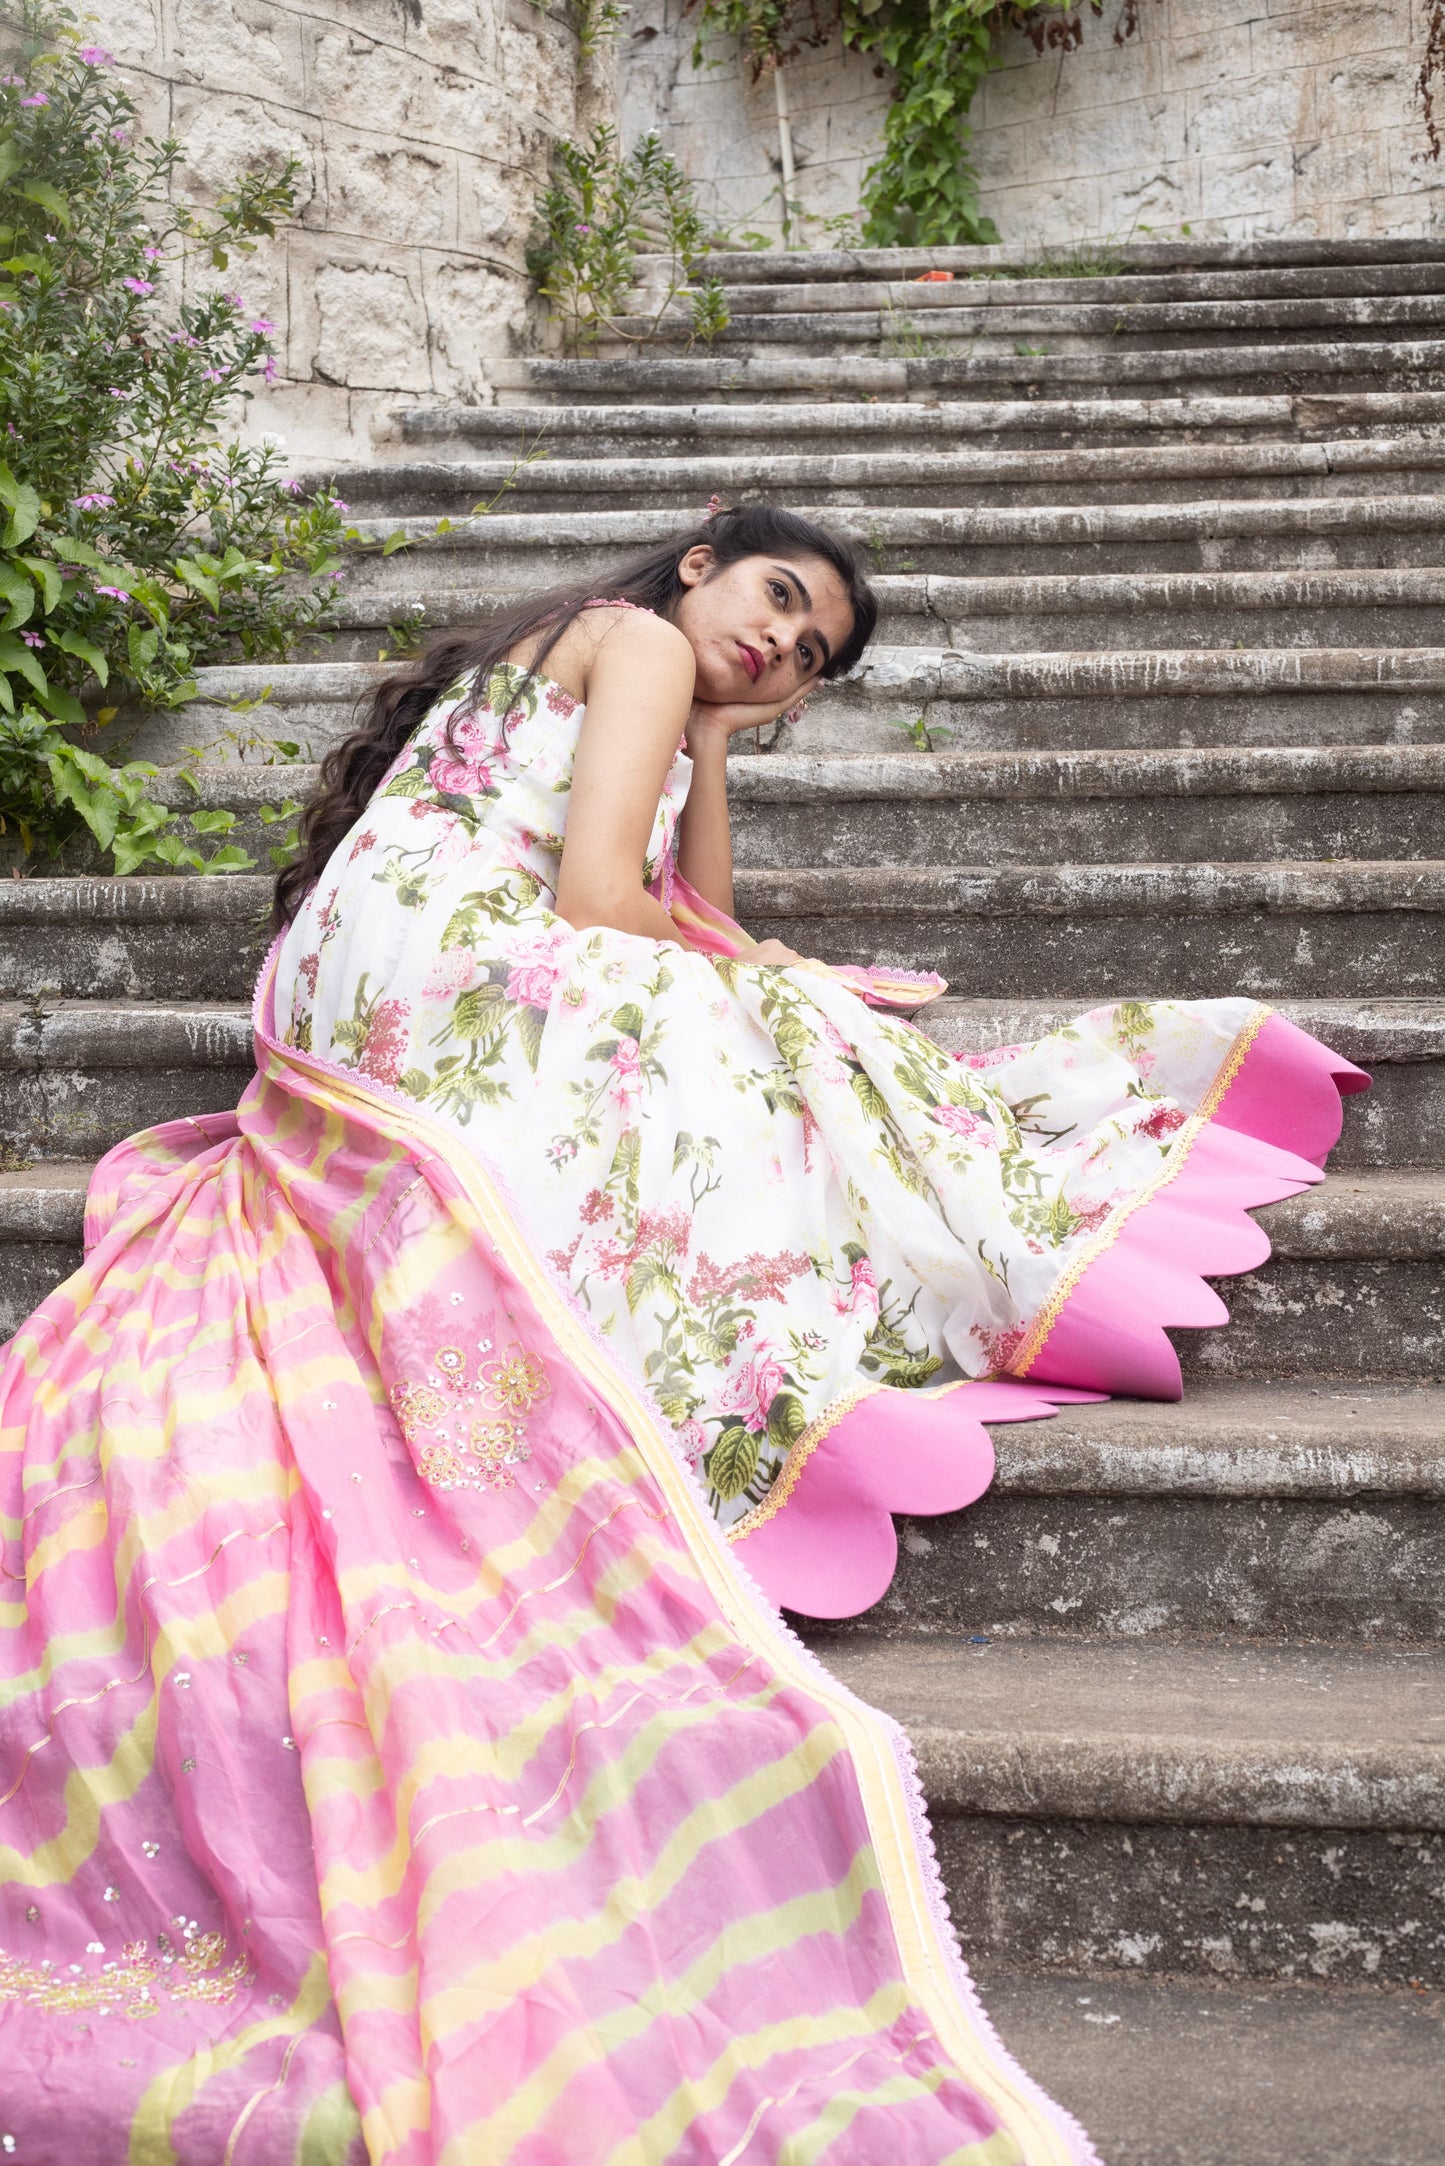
[395,1341,547,1493]
[0,1931,251,2020]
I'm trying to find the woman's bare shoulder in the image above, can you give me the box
[511,605,692,702]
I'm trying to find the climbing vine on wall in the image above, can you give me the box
[692,0,1147,245]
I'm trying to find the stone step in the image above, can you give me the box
[489,339,1445,406]
[333,496,1445,594]
[332,437,1445,516]
[808,1635,1445,1989]
[844,1380,1445,1646]
[40,743,1445,875]
[978,1970,1441,2166]
[2,1145,1438,1377]
[308,563,1445,665]
[662,238,1445,284]
[5,863,1441,1005]
[395,389,1445,459]
[611,293,1445,352]
[1,993,1435,1173]
[745,860,1445,1003]
[145,648,1445,765]
[651,266,1445,313]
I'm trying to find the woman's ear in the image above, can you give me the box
[677,543,717,589]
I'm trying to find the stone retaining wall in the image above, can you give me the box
[620,0,1443,250]
[100,0,604,461]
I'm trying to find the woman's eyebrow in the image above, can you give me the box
[772,564,831,667]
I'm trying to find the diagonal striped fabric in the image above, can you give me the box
[0,995,1096,2164]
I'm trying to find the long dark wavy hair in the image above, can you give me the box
[272,502,878,928]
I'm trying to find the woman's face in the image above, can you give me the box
[672,545,856,706]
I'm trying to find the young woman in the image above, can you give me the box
[0,504,1363,2163]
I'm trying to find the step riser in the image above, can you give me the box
[844,1491,1443,1645]
[606,311,1445,350]
[135,689,1445,767]
[733,795,1445,867]
[932,1815,1443,1988]
[338,470,1445,517]
[751,912,1441,1000]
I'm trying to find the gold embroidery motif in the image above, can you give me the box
[394,1341,548,1494]
[0,1930,252,2021]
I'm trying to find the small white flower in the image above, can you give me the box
[173,1672,191,1688]
[86,1941,104,1954]
[103,1887,119,1902]
[281,1735,296,1750]
[449,1291,464,1305]
[350,1472,362,1483]
[321,1399,336,1410]
[4,2134,17,2151]
[321,1508,333,1520]
[141,1842,159,1859]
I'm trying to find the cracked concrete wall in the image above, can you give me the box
[101,0,608,461]
[621,0,1443,248]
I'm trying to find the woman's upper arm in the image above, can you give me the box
[555,613,695,920]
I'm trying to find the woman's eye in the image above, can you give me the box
[769,579,787,604]
[799,643,814,671]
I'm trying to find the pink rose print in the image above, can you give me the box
[610,1035,642,1100]
[545,683,579,716]
[348,828,377,862]
[1137,1102,1187,1142]
[837,1255,878,1315]
[973,1322,1029,1376]
[505,930,569,1010]
[430,754,494,799]
[718,1349,786,1433]
[954,1043,1023,1071]
[677,1418,708,1464]
[933,1102,996,1148]
[298,951,320,997]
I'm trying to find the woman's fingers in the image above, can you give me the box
[748,938,805,965]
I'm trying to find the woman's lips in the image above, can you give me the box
[737,641,762,681]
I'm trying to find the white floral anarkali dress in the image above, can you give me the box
[276,656,1364,1611]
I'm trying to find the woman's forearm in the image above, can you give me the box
[675,725,734,917]
[556,888,694,950]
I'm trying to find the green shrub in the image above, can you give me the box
[0,0,348,871]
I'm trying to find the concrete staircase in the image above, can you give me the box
[3,239,1442,2163]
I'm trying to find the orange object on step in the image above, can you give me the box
[914,269,954,281]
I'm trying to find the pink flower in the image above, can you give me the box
[430,754,493,798]
[72,492,115,509]
[95,584,130,601]
[223,292,244,310]
[838,1255,877,1315]
[144,246,162,261]
[422,949,474,999]
[718,1350,786,1433]
[348,827,377,861]
[249,316,276,334]
[107,387,132,398]
[579,1188,614,1225]
[19,630,43,648]
[357,997,411,1087]
[110,126,127,141]
[933,1102,995,1148]
[201,368,225,384]
[329,496,350,514]
[260,353,278,384]
[78,45,116,64]
[298,952,320,996]
[973,1322,1028,1377]
[507,954,564,1009]
[677,1419,707,1464]
[281,477,303,494]
[609,1036,641,1093]
[1137,1102,1186,1142]
[21,92,49,106]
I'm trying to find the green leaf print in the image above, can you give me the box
[850,1069,890,1123]
[611,1002,646,1041]
[708,1424,761,1501]
[380,765,430,798]
[513,1003,546,1073]
[766,1391,808,1454]
[452,985,506,1038]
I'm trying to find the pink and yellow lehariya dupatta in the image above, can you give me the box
[0,906,1102,2163]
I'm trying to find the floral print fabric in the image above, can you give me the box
[277,666,1261,1532]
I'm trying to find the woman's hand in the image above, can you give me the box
[685,687,808,750]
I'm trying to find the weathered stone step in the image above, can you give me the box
[2,992,1435,1173]
[747,860,1445,1005]
[144,647,1445,765]
[657,266,1445,313]
[810,1635,1445,1987]
[614,293,1445,351]
[395,389,1445,459]
[331,437,1445,516]
[3,1148,1438,1376]
[850,1381,1445,1646]
[335,495,1445,592]
[4,864,1440,1006]
[666,238,1445,284]
[725,743,1445,868]
[980,1970,1441,2166]
[489,339,1445,405]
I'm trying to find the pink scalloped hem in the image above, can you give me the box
[735,1010,1369,1618]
